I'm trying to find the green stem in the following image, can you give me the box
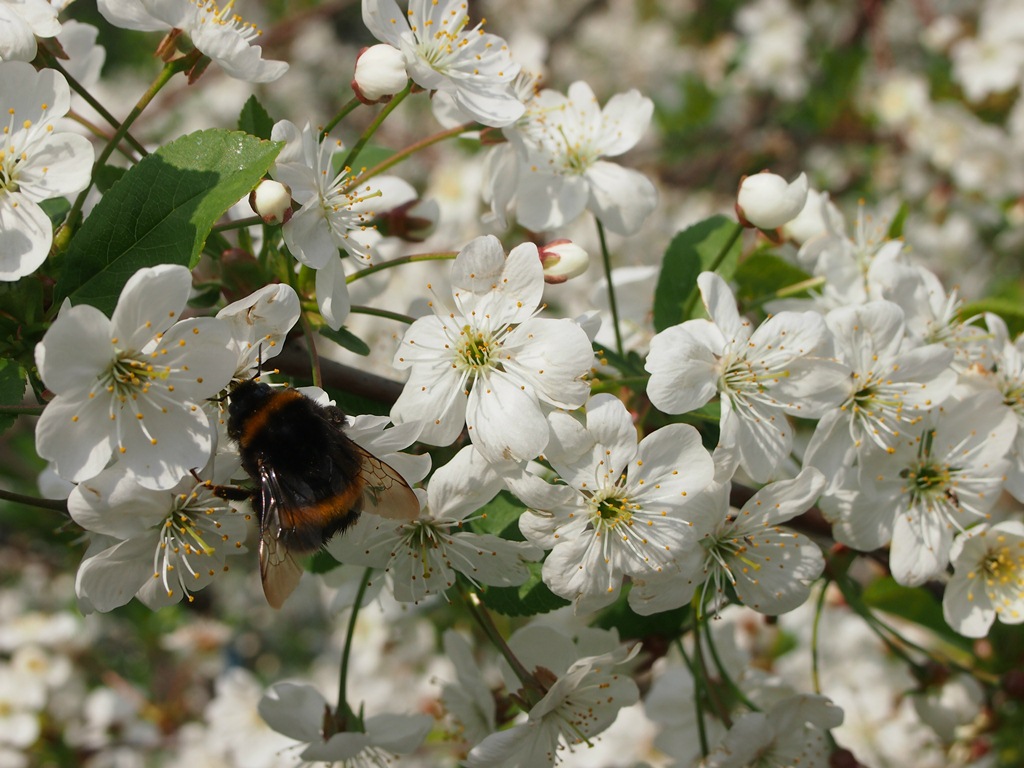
[595,218,624,357]
[588,375,651,395]
[811,582,828,695]
[321,96,363,139]
[701,618,758,712]
[344,120,477,191]
[0,488,69,514]
[746,275,828,311]
[459,585,540,694]
[336,567,373,724]
[298,312,323,389]
[67,56,193,231]
[692,609,732,727]
[340,83,412,173]
[350,305,415,325]
[215,216,264,233]
[680,221,744,320]
[0,404,44,416]
[346,251,458,284]
[676,638,710,758]
[42,55,148,157]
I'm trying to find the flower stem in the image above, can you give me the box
[346,252,458,284]
[344,120,478,191]
[321,96,363,140]
[676,638,710,758]
[680,221,743,320]
[66,56,193,232]
[692,609,732,728]
[459,584,541,695]
[298,312,323,389]
[340,83,412,173]
[336,567,373,725]
[350,305,415,325]
[595,218,624,357]
[42,54,148,157]
[214,216,264,233]
[811,582,828,694]
[701,618,758,712]
[0,488,69,514]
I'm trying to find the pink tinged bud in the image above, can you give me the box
[736,171,809,230]
[377,198,439,242]
[249,180,292,225]
[539,239,589,284]
[352,44,408,104]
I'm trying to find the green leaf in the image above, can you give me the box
[733,252,813,307]
[92,164,127,194]
[862,577,972,651]
[653,215,742,332]
[0,359,27,434]
[886,202,909,239]
[593,343,647,378]
[319,326,371,357]
[960,299,1024,339]
[592,585,691,640]
[307,550,342,575]
[347,144,395,174]
[55,129,283,315]
[38,197,71,228]
[238,95,276,140]
[478,562,569,616]
[470,491,527,541]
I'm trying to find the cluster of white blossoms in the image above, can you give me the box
[7,0,1024,766]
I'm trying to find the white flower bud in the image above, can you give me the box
[352,44,408,104]
[736,171,809,230]
[539,239,589,284]
[911,674,985,740]
[249,179,292,225]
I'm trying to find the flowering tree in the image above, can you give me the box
[1,1,1023,766]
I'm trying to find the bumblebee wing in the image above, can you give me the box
[355,446,421,521]
[256,460,304,609]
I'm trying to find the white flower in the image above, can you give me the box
[466,628,640,768]
[97,0,287,83]
[440,630,496,745]
[362,0,523,127]
[204,668,300,768]
[0,62,94,281]
[327,445,541,603]
[258,681,432,764]
[55,20,106,90]
[646,272,849,482]
[0,0,60,62]
[736,171,808,230]
[35,264,236,489]
[630,469,826,616]
[804,300,956,483]
[700,694,843,768]
[943,521,1024,638]
[216,283,300,379]
[0,662,44,750]
[484,80,657,235]
[269,119,416,329]
[512,394,714,614]
[391,235,593,463]
[910,673,985,739]
[352,43,408,103]
[782,187,843,246]
[69,458,249,612]
[822,387,1016,586]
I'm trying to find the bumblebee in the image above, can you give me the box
[224,379,418,607]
